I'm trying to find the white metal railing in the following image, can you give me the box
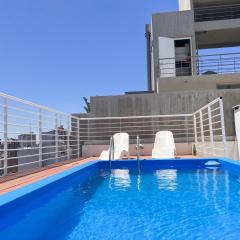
[159,53,240,78]
[0,93,81,176]
[79,98,227,158]
[79,114,194,144]
[0,92,228,176]
[193,97,227,158]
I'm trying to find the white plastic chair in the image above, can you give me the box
[152,131,176,159]
[99,133,129,160]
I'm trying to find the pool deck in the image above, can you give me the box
[0,155,196,195]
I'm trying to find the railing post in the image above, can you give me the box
[193,114,197,144]
[3,98,8,175]
[77,119,80,159]
[219,98,227,157]
[67,116,71,160]
[199,111,204,143]
[55,113,58,162]
[208,106,214,155]
[38,109,42,168]
[208,106,214,142]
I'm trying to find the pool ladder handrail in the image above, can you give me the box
[136,135,141,161]
[109,135,115,167]
[136,135,142,174]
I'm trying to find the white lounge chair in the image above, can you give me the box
[99,132,129,160]
[152,131,176,159]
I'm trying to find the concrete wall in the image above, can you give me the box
[83,143,193,158]
[90,89,240,138]
[151,10,196,90]
[195,20,240,49]
[158,73,240,92]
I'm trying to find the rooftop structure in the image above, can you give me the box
[146,0,240,92]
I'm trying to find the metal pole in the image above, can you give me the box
[208,107,214,143]
[208,106,214,155]
[3,98,8,175]
[108,136,114,169]
[38,108,42,168]
[77,119,80,158]
[55,113,58,162]
[193,114,197,144]
[136,135,140,160]
[67,116,71,160]
[219,98,227,157]
[145,24,152,91]
[199,111,204,143]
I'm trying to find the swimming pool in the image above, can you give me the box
[1,159,240,240]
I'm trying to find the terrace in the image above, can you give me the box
[1,93,240,240]
[0,92,231,181]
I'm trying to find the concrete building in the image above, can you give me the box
[145,0,240,92]
[18,133,36,148]
[77,0,240,159]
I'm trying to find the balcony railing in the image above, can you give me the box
[0,93,81,176]
[0,92,227,176]
[194,3,240,22]
[158,53,240,78]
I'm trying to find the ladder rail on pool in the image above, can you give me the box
[108,135,115,169]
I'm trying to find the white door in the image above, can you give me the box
[158,37,176,77]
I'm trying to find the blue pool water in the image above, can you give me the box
[1,161,240,239]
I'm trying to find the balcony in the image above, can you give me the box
[158,52,240,78]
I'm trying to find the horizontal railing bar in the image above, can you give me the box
[80,114,193,121]
[6,122,39,128]
[79,134,195,139]
[79,123,194,131]
[79,120,194,127]
[7,105,38,115]
[159,53,240,61]
[6,153,40,160]
[0,92,70,115]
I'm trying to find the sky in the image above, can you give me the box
[0,0,179,113]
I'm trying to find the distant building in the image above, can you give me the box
[18,133,36,148]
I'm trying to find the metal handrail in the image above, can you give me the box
[108,135,114,168]
[159,52,240,61]
[136,135,141,161]
[159,53,240,77]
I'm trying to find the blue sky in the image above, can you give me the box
[0,0,179,113]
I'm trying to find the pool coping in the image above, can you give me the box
[0,160,99,208]
[0,157,239,209]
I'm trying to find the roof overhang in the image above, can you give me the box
[193,0,239,7]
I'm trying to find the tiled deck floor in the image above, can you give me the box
[0,155,196,195]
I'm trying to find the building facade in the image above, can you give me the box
[146,0,240,92]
